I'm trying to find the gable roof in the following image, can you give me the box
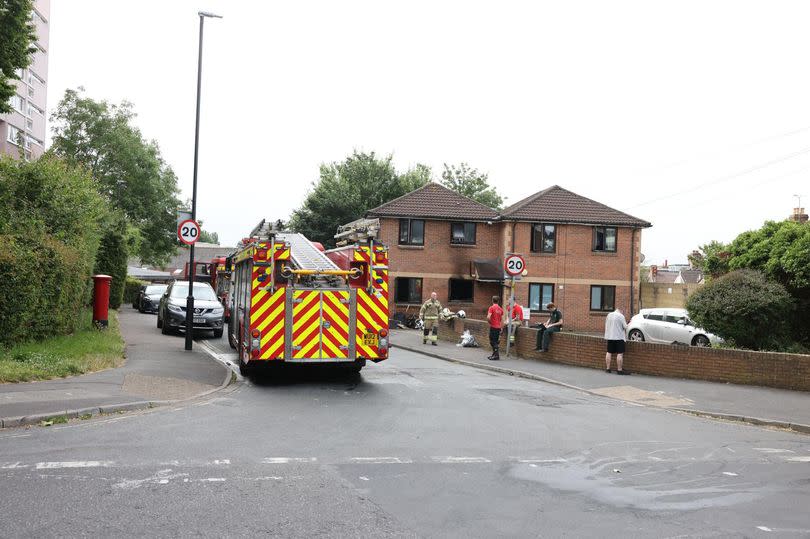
[500,185,651,228]
[367,182,500,221]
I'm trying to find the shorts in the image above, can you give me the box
[606,339,625,354]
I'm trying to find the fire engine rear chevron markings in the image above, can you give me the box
[293,290,323,359]
[321,291,350,358]
[257,289,286,359]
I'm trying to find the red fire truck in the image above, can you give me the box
[227,219,389,375]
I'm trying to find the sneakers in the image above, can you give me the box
[605,369,612,373]
[489,356,500,361]
[431,342,437,346]
[616,370,630,375]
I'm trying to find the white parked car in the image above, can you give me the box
[627,308,722,347]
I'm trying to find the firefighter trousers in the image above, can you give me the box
[423,318,438,344]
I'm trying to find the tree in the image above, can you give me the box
[686,270,794,351]
[440,162,503,209]
[688,240,730,277]
[289,151,431,247]
[0,0,36,114]
[94,225,128,310]
[199,230,219,244]
[49,89,181,265]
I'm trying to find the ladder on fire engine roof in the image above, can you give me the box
[275,232,339,272]
[334,218,380,243]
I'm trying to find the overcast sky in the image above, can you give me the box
[47,0,809,265]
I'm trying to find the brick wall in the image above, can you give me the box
[439,318,810,392]
[640,282,703,309]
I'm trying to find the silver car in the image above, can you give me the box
[157,281,225,338]
[627,308,722,347]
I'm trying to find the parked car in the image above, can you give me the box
[627,308,722,347]
[135,284,168,313]
[157,281,224,338]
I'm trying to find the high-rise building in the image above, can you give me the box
[0,0,50,160]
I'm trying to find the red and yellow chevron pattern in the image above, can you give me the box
[250,267,285,360]
[356,289,387,358]
[320,291,350,359]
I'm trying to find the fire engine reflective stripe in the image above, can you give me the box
[292,291,323,359]
[274,246,290,260]
[356,289,384,358]
[321,291,350,358]
[353,246,371,262]
[257,288,285,359]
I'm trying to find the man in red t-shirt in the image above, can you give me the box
[486,296,505,360]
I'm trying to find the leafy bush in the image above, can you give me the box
[94,227,128,309]
[125,277,147,305]
[0,156,106,346]
[686,270,795,351]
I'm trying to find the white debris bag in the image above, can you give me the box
[458,330,479,348]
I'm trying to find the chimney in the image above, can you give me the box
[790,207,809,223]
[663,259,668,268]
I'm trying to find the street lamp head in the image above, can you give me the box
[198,11,223,18]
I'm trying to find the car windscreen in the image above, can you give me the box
[146,285,167,295]
[170,284,218,301]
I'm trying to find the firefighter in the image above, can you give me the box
[419,291,442,345]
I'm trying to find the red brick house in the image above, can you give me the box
[367,183,651,333]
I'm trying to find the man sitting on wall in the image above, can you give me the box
[536,302,563,352]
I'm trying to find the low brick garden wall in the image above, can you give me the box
[438,318,810,392]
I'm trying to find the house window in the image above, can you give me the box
[590,285,615,311]
[9,95,25,114]
[399,219,424,245]
[531,224,556,253]
[593,226,617,252]
[450,222,476,245]
[448,279,474,302]
[395,277,422,303]
[6,125,20,144]
[529,283,554,312]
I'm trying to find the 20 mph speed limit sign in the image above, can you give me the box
[504,254,525,277]
[177,219,201,245]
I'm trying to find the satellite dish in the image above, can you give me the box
[640,253,646,263]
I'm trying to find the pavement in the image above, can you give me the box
[0,308,231,428]
[391,328,810,434]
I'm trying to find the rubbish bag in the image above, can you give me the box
[458,330,478,348]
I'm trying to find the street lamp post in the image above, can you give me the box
[185,10,222,351]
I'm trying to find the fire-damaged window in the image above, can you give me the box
[450,222,476,245]
[593,226,617,252]
[399,219,424,245]
[448,279,474,302]
[395,277,422,304]
[531,224,556,253]
[590,285,615,311]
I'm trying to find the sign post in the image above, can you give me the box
[503,254,525,358]
[178,218,200,350]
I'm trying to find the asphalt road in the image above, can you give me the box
[1,334,809,538]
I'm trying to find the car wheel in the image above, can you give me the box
[628,329,645,342]
[213,328,223,339]
[161,317,172,335]
[157,314,163,329]
[692,334,710,347]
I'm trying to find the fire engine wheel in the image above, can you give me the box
[227,319,237,349]
[238,357,253,377]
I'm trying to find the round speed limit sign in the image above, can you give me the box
[177,219,201,245]
[504,254,525,276]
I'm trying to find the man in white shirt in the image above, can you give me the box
[604,308,629,374]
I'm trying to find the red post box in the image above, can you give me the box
[92,274,113,329]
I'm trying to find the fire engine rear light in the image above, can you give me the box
[378,328,388,337]
[251,349,259,359]
[251,338,261,350]
[378,337,388,350]
[251,329,260,338]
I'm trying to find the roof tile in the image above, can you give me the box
[367,183,500,221]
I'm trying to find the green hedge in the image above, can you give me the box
[0,156,106,347]
[125,277,147,305]
[94,228,128,309]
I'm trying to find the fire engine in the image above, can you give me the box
[226,218,389,375]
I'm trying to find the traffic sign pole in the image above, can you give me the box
[503,253,525,358]
[178,218,201,351]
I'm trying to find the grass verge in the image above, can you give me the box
[0,309,125,383]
